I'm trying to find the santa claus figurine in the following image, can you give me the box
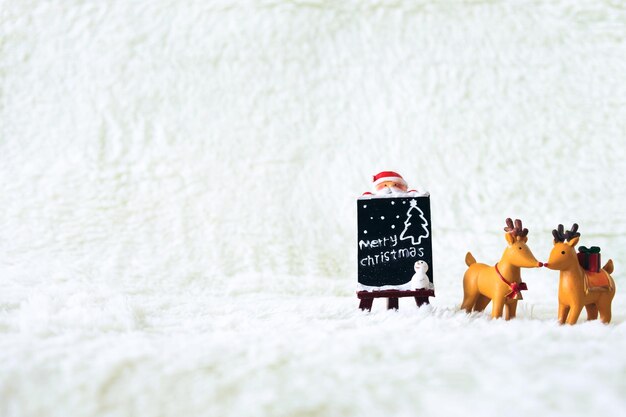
[362,171,428,197]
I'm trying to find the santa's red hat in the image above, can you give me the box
[373,171,407,187]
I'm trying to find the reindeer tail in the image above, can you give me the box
[465,252,476,267]
[603,259,614,275]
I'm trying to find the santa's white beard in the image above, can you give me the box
[374,186,405,195]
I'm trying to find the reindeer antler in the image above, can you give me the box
[504,218,528,238]
[552,223,580,242]
[565,223,580,241]
[552,224,565,242]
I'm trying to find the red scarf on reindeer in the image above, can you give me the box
[495,263,528,300]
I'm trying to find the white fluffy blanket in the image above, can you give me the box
[2,1,626,416]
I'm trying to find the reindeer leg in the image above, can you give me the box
[461,270,479,313]
[461,294,477,313]
[557,303,569,325]
[585,304,598,321]
[565,304,583,325]
[491,298,505,319]
[505,300,518,320]
[597,299,612,324]
[599,310,611,324]
[473,295,490,312]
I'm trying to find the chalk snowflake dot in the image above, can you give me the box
[396,215,400,218]
[391,225,395,229]
[380,216,385,220]
[363,230,367,234]
[370,217,373,219]
[402,201,406,204]
[363,205,367,208]
[391,201,395,205]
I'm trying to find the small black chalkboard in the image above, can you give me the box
[357,196,433,290]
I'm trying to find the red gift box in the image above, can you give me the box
[577,246,601,272]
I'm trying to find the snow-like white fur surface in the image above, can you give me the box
[2,1,626,416]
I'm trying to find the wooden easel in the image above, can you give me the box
[357,289,435,311]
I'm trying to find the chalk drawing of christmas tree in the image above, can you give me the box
[399,199,429,245]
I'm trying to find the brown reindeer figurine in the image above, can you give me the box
[461,219,543,319]
[544,224,616,324]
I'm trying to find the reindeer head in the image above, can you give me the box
[501,218,542,268]
[544,224,580,270]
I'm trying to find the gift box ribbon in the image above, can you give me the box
[579,246,600,254]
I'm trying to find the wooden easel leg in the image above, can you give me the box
[415,297,430,307]
[387,297,399,310]
[359,299,373,311]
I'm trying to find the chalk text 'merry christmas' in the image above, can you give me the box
[358,234,425,267]
[359,247,425,267]
[358,234,398,250]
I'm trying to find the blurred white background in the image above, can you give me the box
[1,1,626,416]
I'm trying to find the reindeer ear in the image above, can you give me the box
[567,236,580,247]
[505,233,516,245]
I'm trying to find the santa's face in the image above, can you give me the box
[374,181,407,195]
